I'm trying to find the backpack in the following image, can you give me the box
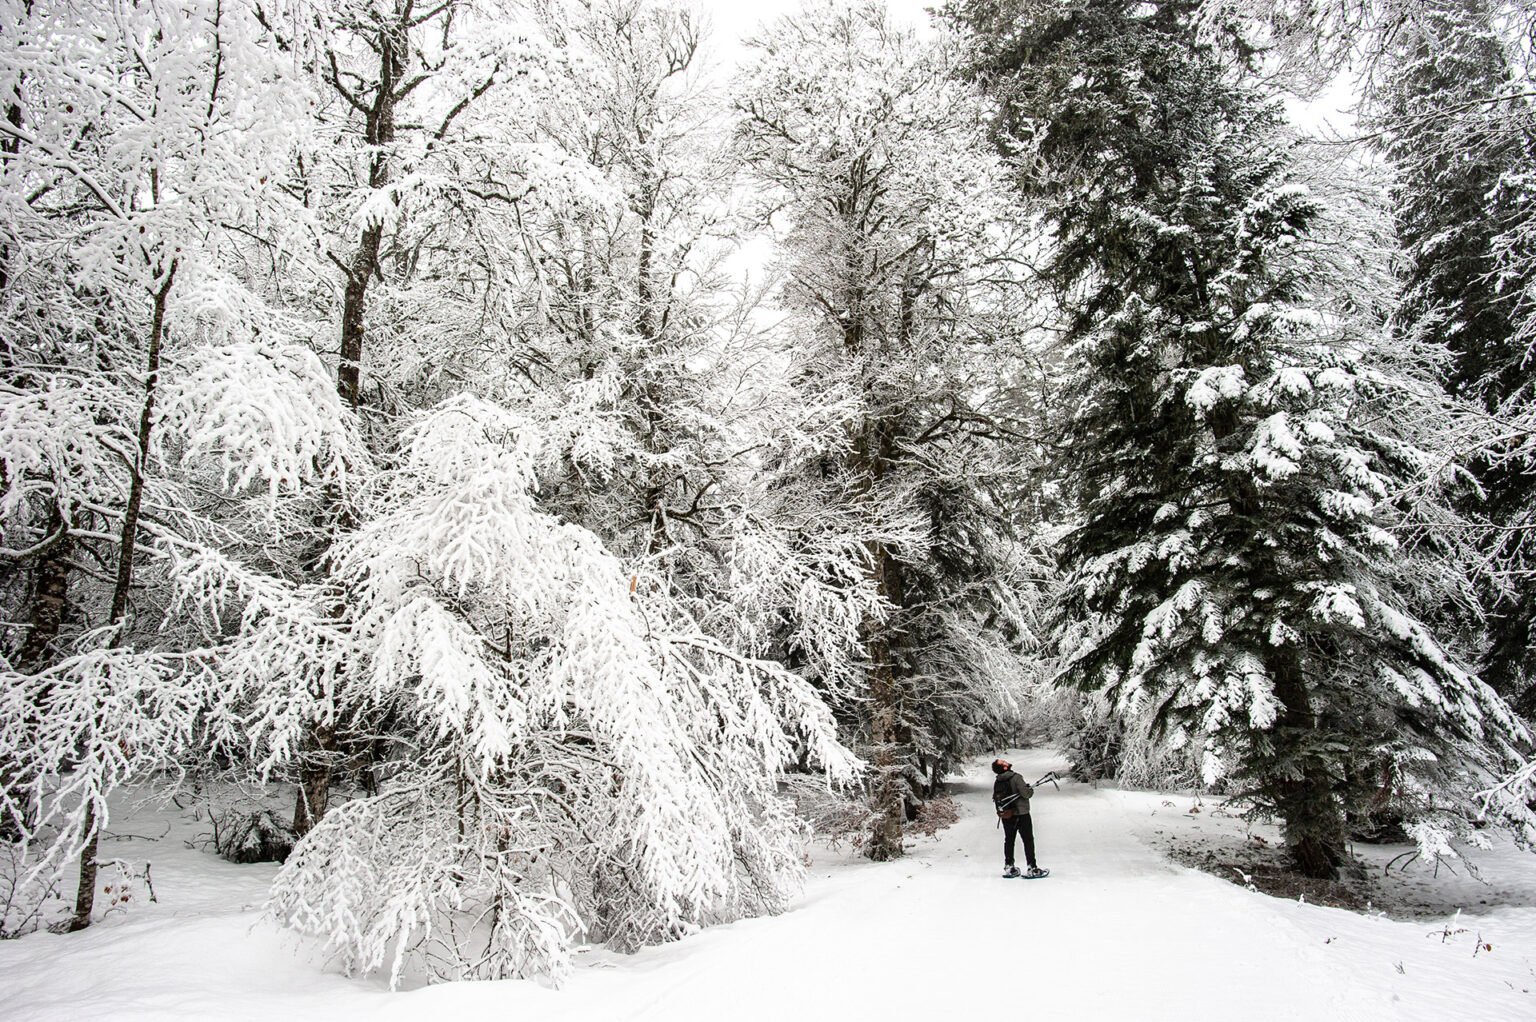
[993,774,1020,820]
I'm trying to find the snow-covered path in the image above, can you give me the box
[3,749,1532,1020]
[397,747,1390,1022]
[387,748,1536,1021]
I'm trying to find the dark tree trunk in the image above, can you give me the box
[70,262,177,932]
[15,513,73,673]
[855,408,910,861]
[833,211,929,862]
[337,218,384,409]
[333,22,398,410]
[1288,825,1345,880]
[106,273,174,627]
[66,806,98,932]
[1271,661,1346,880]
[634,188,670,556]
[292,725,338,836]
[855,251,931,862]
[296,23,401,839]
[865,541,908,861]
[0,509,74,842]
[0,93,20,296]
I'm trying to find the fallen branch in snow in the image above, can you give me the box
[103,821,173,842]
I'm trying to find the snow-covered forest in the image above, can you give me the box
[1,0,1534,1012]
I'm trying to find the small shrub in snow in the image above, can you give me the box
[212,808,295,865]
[98,858,157,913]
[0,844,66,939]
[781,774,880,850]
[909,796,961,839]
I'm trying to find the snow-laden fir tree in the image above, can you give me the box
[952,0,1535,877]
[1371,0,1536,710]
[1207,0,1536,721]
[735,0,1052,860]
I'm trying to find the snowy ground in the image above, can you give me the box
[3,748,1533,1020]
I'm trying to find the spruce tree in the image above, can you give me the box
[951,0,1532,877]
[1373,0,1536,710]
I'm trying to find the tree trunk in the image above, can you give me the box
[292,725,338,836]
[297,24,400,837]
[15,513,72,672]
[1270,660,1346,880]
[633,186,674,557]
[865,593,905,859]
[864,525,912,861]
[0,46,25,297]
[0,167,16,295]
[66,806,98,932]
[856,415,909,860]
[855,252,929,862]
[337,218,384,409]
[0,509,74,841]
[845,332,911,860]
[106,267,175,627]
[69,261,177,932]
[334,23,398,409]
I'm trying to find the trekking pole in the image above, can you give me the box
[1032,770,1061,791]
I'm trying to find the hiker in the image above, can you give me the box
[992,758,1046,879]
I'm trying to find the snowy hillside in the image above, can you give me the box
[3,749,1531,1021]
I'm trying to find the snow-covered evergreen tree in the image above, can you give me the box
[1371,0,1536,708]
[1208,0,1536,721]
[953,0,1534,877]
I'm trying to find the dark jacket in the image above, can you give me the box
[994,769,1033,818]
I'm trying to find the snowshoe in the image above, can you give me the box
[1022,866,1049,879]
[1002,865,1021,878]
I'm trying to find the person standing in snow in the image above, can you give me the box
[992,758,1046,878]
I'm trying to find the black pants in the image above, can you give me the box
[1003,813,1036,868]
